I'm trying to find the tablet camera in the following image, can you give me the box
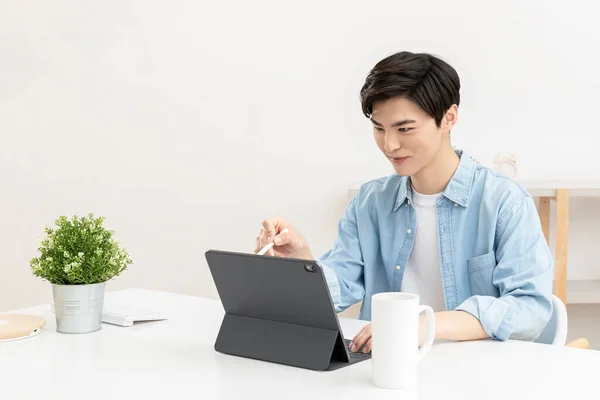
[304,264,317,272]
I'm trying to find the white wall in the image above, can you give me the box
[2,0,600,311]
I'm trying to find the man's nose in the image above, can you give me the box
[384,132,402,154]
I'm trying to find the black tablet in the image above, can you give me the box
[205,250,370,371]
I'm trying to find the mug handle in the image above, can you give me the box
[417,305,435,362]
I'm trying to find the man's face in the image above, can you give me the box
[371,97,448,177]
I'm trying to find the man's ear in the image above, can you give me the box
[442,104,459,133]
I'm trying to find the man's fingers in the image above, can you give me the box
[351,325,372,352]
[256,217,297,258]
[350,334,365,352]
[261,228,267,243]
[261,219,276,242]
[351,331,369,352]
[256,225,288,257]
[351,325,366,343]
[363,338,372,354]
[273,231,291,246]
[255,236,261,253]
[255,229,265,251]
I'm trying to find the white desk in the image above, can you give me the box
[2,289,599,400]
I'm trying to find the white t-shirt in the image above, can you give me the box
[400,188,446,312]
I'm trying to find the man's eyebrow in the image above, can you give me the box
[370,118,384,127]
[370,118,417,127]
[391,119,416,127]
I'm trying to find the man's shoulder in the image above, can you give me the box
[351,164,533,211]
[471,163,532,208]
[353,175,406,210]
[356,175,406,197]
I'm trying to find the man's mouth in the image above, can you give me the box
[390,156,409,165]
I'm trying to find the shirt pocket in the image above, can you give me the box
[466,252,500,297]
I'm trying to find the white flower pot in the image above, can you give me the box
[52,282,106,334]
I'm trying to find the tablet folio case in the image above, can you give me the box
[215,313,349,371]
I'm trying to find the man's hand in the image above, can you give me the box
[349,318,427,353]
[349,324,374,353]
[348,310,489,353]
[254,216,313,260]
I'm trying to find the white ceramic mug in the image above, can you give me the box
[371,292,435,389]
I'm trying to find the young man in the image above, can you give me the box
[254,51,553,353]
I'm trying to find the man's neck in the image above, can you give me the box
[410,146,460,195]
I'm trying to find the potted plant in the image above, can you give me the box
[30,213,133,334]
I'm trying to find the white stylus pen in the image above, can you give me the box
[256,228,289,256]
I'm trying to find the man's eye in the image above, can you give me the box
[399,128,413,133]
[374,127,384,132]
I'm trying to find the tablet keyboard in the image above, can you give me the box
[344,338,371,360]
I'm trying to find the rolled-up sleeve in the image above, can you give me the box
[456,194,554,341]
[317,196,366,313]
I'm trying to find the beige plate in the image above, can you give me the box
[0,314,46,342]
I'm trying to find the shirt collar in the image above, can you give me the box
[393,149,476,211]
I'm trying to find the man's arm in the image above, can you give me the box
[422,311,489,345]
[455,193,553,341]
[352,311,488,353]
[318,195,366,313]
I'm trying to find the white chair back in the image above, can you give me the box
[535,295,567,346]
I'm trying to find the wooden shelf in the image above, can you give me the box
[519,181,600,197]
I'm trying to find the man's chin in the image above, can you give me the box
[392,164,416,177]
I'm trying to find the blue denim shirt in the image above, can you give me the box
[319,151,553,341]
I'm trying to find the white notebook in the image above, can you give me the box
[50,301,168,327]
